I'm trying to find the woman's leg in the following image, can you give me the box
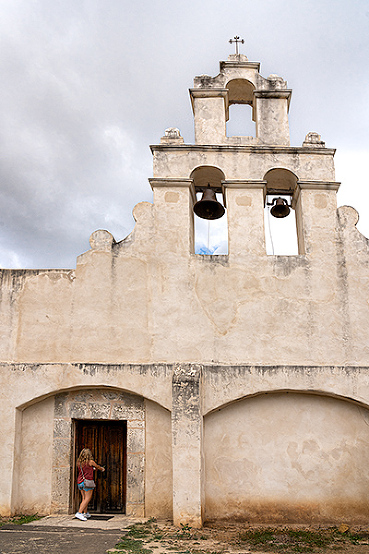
[79,489,94,514]
[78,489,86,514]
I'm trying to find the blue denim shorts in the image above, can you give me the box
[78,482,94,492]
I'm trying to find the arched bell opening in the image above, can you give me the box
[263,168,301,255]
[226,79,256,138]
[190,166,228,255]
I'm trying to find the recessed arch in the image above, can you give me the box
[14,385,172,517]
[17,384,171,412]
[204,390,369,523]
[205,387,369,417]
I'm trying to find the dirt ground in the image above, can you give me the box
[109,519,369,554]
[2,516,369,553]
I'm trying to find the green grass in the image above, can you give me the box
[239,528,337,552]
[115,520,158,553]
[126,526,152,539]
[239,528,276,545]
[176,523,198,540]
[115,520,369,554]
[0,514,42,527]
[288,529,332,548]
[114,536,153,553]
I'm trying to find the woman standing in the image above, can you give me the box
[75,448,105,521]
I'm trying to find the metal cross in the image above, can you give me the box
[229,36,244,55]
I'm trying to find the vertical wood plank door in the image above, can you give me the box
[74,420,127,513]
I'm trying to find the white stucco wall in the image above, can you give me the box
[145,400,173,518]
[13,397,54,515]
[205,392,369,523]
[1,54,369,527]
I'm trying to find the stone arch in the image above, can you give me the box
[203,364,369,416]
[12,386,172,518]
[17,383,170,412]
[12,362,173,413]
[204,389,369,523]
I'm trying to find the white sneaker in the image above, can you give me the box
[75,512,87,521]
[85,512,91,518]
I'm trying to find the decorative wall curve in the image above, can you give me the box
[203,365,369,415]
[2,363,173,412]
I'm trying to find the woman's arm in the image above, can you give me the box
[89,459,105,472]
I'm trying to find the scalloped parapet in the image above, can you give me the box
[89,230,115,251]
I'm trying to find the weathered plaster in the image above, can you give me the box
[172,365,204,528]
[205,392,369,524]
[145,400,173,518]
[1,53,369,526]
[4,206,369,368]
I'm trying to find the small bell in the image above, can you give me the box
[270,197,291,218]
[193,185,225,220]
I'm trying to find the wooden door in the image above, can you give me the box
[74,420,127,513]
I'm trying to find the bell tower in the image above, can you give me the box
[150,46,339,261]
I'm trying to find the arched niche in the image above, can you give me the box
[204,391,369,523]
[12,387,172,519]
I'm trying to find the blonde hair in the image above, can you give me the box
[77,448,93,467]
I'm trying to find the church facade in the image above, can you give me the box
[1,52,369,527]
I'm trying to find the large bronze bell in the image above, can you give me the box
[193,185,225,220]
[270,197,290,218]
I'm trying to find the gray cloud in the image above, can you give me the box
[0,0,368,267]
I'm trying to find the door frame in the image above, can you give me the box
[72,419,127,513]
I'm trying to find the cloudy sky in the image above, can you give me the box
[0,0,368,267]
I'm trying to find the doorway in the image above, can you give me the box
[73,419,127,513]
